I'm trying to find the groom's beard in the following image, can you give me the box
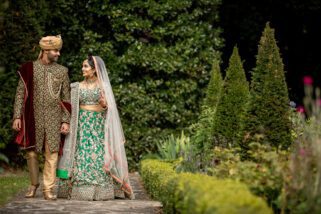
[47,52,59,63]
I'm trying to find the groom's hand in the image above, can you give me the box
[60,123,70,135]
[12,119,22,131]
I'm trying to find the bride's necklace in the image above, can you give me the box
[85,77,97,88]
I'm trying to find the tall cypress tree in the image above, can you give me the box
[212,46,249,147]
[204,59,223,110]
[192,59,223,152]
[241,23,291,148]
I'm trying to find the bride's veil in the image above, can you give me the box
[93,56,134,197]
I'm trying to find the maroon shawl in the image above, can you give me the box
[15,62,35,149]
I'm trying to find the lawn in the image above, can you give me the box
[0,171,29,206]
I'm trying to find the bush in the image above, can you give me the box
[140,159,273,214]
[190,59,223,163]
[241,22,291,149]
[212,46,249,147]
[157,131,192,161]
[208,144,287,212]
[282,83,321,214]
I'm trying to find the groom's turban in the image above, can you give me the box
[39,35,63,50]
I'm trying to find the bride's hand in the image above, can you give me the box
[99,92,107,109]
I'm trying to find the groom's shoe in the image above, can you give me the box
[25,184,40,198]
[43,191,57,200]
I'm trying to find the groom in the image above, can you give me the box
[12,35,71,200]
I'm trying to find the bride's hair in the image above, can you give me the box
[87,55,95,69]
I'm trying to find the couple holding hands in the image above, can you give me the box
[12,35,134,201]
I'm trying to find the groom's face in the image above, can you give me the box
[46,49,60,63]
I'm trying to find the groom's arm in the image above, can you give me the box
[13,79,24,120]
[61,68,71,124]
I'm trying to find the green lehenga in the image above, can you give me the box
[58,71,134,201]
[57,84,126,200]
[70,109,114,200]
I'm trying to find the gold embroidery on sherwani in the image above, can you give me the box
[13,60,70,153]
[13,79,25,119]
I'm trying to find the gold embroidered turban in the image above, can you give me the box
[39,35,63,50]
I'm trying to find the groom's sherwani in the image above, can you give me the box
[13,60,71,152]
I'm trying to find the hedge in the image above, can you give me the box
[140,159,272,214]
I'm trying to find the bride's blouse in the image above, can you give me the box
[79,87,101,105]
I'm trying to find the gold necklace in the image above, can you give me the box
[85,78,97,89]
[85,77,97,84]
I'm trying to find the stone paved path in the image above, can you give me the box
[0,172,162,214]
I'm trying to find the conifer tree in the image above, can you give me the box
[204,59,224,110]
[192,59,223,152]
[241,23,291,148]
[212,46,249,147]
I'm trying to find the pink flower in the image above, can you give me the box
[296,105,305,113]
[299,148,306,157]
[303,76,313,85]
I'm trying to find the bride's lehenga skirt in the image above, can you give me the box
[58,109,124,200]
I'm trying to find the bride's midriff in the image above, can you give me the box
[80,104,106,112]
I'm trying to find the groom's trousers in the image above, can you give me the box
[26,142,58,192]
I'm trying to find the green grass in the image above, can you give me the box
[0,172,29,206]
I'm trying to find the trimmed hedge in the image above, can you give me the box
[140,159,272,214]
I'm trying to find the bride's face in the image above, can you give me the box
[82,60,95,78]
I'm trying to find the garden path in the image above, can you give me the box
[0,172,162,214]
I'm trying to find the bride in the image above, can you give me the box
[57,55,134,200]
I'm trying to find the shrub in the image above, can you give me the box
[157,131,192,161]
[241,22,291,149]
[204,59,224,109]
[212,46,249,147]
[208,144,287,212]
[282,83,321,214]
[140,159,178,212]
[190,59,223,165]
[140,159,273,214]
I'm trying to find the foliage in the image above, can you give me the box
[204,59,223,109]
[282,84,321,214]
[1,0,223,169]
[190,59,223,160]
[156,131,192,161]
[208,143,288,212]
[212,46,249,147]
[0,172,29,206]
[241,22,291,149]
[0,153,9,174]
[155,131,200,172]
[289,106,305,142]
[140,159,273,214]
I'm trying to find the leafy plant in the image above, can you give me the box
[140,159,273,214]
[208,143,288,212]
[282,81,321,214]
[157,131,192,161]
[0,152,9,173]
